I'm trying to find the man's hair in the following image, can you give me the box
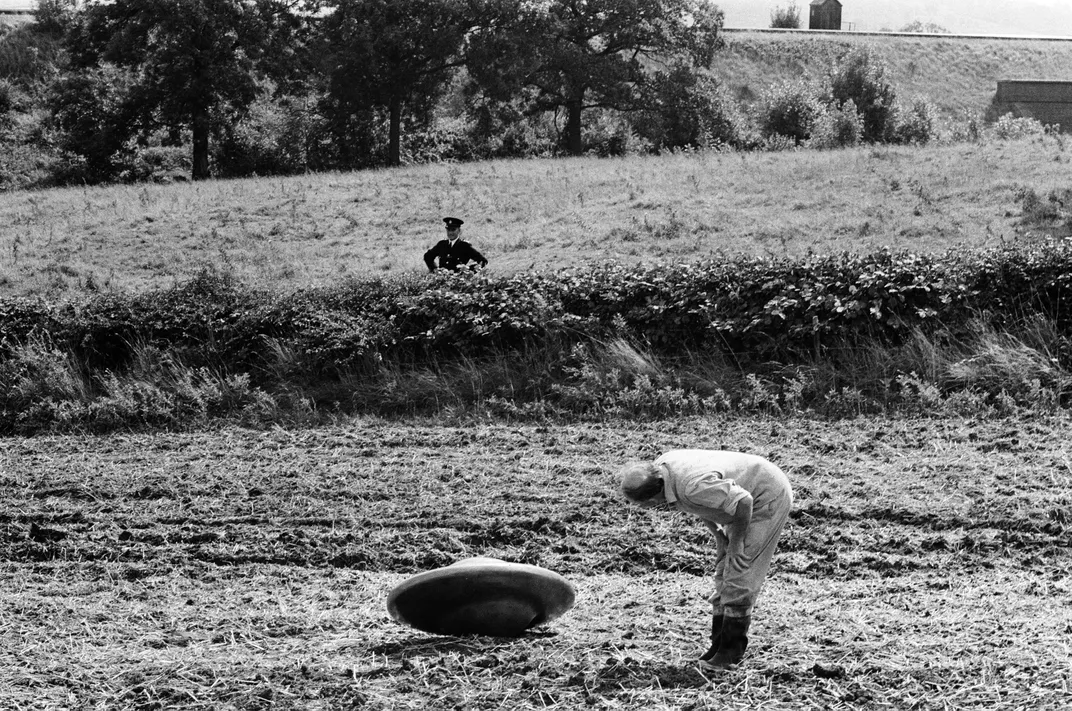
[619,462,664,502]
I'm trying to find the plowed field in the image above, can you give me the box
[2,415,1070,709]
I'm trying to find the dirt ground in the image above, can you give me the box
[2,415,1070,709]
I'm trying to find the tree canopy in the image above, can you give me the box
[66,0,309,179]
[320,0,474,167]
[467,0,724,155]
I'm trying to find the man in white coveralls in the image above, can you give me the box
[619,450,793,669]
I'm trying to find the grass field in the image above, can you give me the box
[2,415,1069,709]
[2,135,1070,297]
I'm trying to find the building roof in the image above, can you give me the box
[810,0,842,6]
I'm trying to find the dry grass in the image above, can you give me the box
[1,136,1069,297]
[1,416,1069,709]
[3,566,1067,710]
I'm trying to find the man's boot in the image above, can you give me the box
[702,615,750,669]
[698,613,724,662]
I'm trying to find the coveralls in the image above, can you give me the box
[655,449,793,618]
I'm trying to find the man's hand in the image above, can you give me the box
[703,519,728,547]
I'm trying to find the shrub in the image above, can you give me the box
[893,97,939,144]
[404,115,482,163]
[215,95,330,177]
[0,333,89,416]
[806,99,863,149]
[46,66,140,184]
[633,64,745,152]
[0,23,64,86]
[6,240,1072,429]
[991,113,1051,141]
[0,78,14,116]
[580,109,648,157]
[33,0,75,37]
[770,3,802,29]
[828,47,898,142]
[762,79,824,144]
[761,133,798,152]
[463,92,559,159]
[115,143,189,183]
[898,21,950,34]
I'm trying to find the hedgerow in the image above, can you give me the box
[2,239,1072,432]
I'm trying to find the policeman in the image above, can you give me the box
[424,217,488,272]
[619,450,793,669]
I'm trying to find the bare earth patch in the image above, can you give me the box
[1,415,1070,709]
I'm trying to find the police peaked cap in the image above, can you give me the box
[443,217,464,229]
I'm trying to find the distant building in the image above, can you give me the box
[809,0,842,30]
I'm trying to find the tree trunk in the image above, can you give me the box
[192,107,210,180]
[566,97,583,156]
[389,94,401,167]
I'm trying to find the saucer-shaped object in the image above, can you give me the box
[387,557,576,637]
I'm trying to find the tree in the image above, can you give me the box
[828,48,897,143]
[898,20,950,34]
[46,66,140,181]
[65,0,310,179]
[321,0,474,167]
[769,2,801,29]
[468,0,723,156]
[634,62,743,151]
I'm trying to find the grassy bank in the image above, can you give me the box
[715,29,1072,120]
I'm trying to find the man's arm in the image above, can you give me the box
[468,244,488,267]
[725,494,753,558]
[424,243,442,272]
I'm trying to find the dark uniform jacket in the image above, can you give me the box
[424,239,488,272]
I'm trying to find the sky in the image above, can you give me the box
[717,0,1072,37]
[3,0,1072,38]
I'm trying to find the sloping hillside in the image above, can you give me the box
[713,29,1072,120]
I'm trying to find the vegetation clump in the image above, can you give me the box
[2,239,1071,432]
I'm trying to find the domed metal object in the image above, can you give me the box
[387,557,576,637]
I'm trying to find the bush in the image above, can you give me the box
[46,66,140,184]
[33,0,75,37]
[770,3,802,29]
[582,110,649,157]
[0,23,64,86]
[0,78,14,116]
[893,97,939,145]
[6,240,1072,430]
[115,143,189,183]
[633,64,745,152]
[215,94,331,177]
[806,99,863,149]
[828,47,898,142]
[463,92,559,160]
[990,113,1051,141]
[403,115,483,163]
[762,79,824,144]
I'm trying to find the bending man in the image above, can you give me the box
[619,449,793,669]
